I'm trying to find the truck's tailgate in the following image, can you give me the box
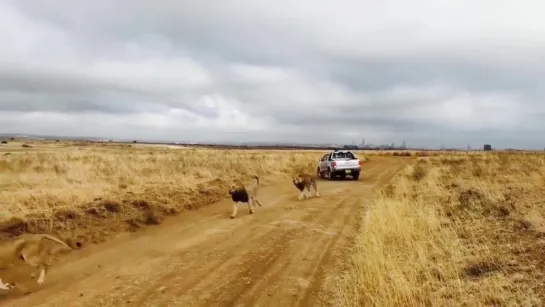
[335,159,359,168]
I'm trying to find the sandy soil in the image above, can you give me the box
[0,157,411,307]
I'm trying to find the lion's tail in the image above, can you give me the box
[39,234,73,250]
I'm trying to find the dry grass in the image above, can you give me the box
[336,152,545,306]
[0,140,372,243]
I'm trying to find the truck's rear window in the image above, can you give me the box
[332,152,356,160]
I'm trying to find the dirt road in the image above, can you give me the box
[0,157,411,307]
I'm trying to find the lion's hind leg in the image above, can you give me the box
[312,180,320,197]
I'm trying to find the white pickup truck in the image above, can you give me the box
[316,149,363,180]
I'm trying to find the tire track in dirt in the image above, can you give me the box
[297,196,359,306]
[209,192,355,306]
[0,157,413,307]
[236,193,357,307]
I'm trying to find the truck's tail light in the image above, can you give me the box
[359,160,363,166]
[332,161,337,168]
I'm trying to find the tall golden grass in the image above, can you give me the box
[0,141,370,241]
[336,152,545,306]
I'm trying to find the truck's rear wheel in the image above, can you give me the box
[352,172,360,180]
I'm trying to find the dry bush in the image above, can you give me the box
[0,144,356,242]
[392,152,412,157]
[336,152,545,306]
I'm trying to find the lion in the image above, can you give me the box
[0,233,77,290]
[292,173,320,200]
[228,175,262,218]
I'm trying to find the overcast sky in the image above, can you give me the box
[1,1,544,148]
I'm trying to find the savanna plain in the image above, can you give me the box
[0,140,544,306]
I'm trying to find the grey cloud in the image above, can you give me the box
[0,91,166,114]
[325,56,543,95]
[276,112,438,134]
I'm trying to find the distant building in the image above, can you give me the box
[343,144,359,150]
[483,144,492,151]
